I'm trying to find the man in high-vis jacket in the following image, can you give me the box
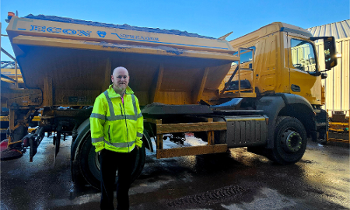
[90,66,143,210]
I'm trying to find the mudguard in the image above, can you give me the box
[256,93,315,148]
[71,118,90,161]
[142,130,153,152]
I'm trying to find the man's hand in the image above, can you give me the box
[136,145,140,150]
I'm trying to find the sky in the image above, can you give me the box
[1,0,349,61]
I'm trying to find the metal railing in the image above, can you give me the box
[1,47,18,88]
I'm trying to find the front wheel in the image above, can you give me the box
[74,136,146,189]
[269,116,307,165]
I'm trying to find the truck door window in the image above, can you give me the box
[291,39,317,72]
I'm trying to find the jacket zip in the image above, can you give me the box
[108,125,111,142]
[120,102,130,152]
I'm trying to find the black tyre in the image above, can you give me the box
[75,135,146,189]
[269,116,307,165]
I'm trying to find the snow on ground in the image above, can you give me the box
[147,133,207,155]
[183,135,208,147]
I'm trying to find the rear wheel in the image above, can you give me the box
[269,116,307,165]
[74,135,146,189]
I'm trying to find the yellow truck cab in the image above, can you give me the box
[219,22,336,148]
[224,22,331,104]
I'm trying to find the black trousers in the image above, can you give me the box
[99,148,137,210]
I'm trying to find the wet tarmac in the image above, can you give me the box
[1,136,349,210]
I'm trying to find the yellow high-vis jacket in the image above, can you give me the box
[90,85,143,153]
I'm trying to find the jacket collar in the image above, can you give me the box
[107,85,134,98]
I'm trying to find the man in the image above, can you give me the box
[90,66,143,210]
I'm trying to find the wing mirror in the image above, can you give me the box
[310,36,337,70]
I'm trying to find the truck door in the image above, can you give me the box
[288,35,322,105]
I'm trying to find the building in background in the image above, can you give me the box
[308,19,350,117]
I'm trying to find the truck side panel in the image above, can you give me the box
[225,116,267,147]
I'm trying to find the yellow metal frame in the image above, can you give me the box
[327,109,349,143]
[0,116,9,122]
[32,116,41,122]
[1,47,20,88]
[145,118,228,159]
[1,68,23,84]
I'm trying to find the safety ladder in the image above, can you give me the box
[220,47,256,98]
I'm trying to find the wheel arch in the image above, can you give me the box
[257,93,315,148]
[278,103,315,140]
[142,129,153,152]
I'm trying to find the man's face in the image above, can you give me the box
[111,67,129,92]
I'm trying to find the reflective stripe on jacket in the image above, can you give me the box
[90,85,143,153]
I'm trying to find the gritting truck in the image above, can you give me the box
[0,13,337,188]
